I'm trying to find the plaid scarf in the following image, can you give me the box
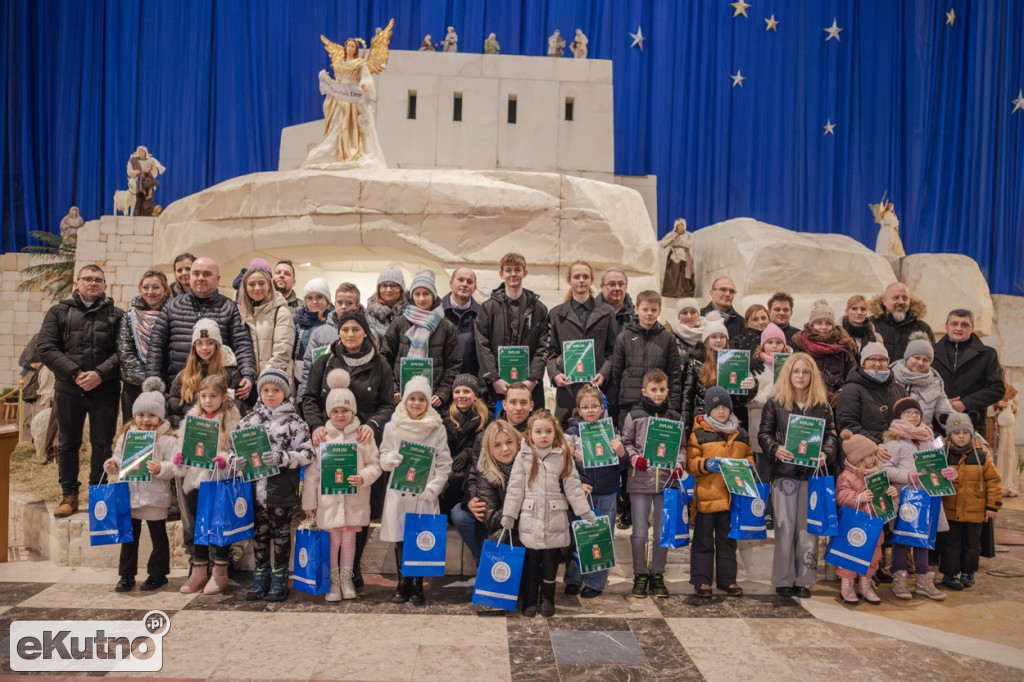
[403,305,443,358]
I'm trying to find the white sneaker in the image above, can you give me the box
[339,566,357,600]
[325,569,342,602]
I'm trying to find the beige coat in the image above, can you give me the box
[502,445,594,550]
[240,291,295,374]
[301,418,381,528]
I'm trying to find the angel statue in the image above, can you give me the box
[870,193,906,273]
[302,19,393,169]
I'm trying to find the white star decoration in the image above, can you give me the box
[730,0,751,18]
[629,25,645,50]
[731,70,746,87]
[823,120,836,135]
[946,9,956,26]
[824,19,843,42]
[765,14,779,31]
[1012,89,1024,115]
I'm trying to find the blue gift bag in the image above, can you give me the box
[292,527,331,595]
[807,474,839,537]
[194,479,215,543]
[473,533,525,610]
[893,487,938,550]
[207,477,255,546]
[660,487,691,548]
[88,482,134,546]
[402,513,447,577]
[825,507,885,574]
[729,482,770,540]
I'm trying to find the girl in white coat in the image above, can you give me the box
[303,369,381,601]
[379,375,452,605]
[103,378,181,592]
[502,410,596,618]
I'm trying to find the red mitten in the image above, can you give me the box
[212,456,227,470]
[173,453,184,466]
[632,456,649,472]
[670,466,685,480]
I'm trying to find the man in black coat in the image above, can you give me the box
[37,265,124,517]
[146,257,256,401]
[932,309,1004,434]
[767,291,802,343]
[700,277,745,339]
[441,267,481,378]
[475,253,549,409]
[869,282,934,361]
[596,267,635,331]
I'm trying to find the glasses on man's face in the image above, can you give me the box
[715,287,736,295]
[80,277,105,285]
[603,281,626,288]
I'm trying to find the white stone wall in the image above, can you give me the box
[0,253,54,387]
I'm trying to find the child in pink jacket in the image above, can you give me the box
[834,430,897,606]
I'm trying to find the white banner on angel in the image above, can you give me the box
[319,71,365,102]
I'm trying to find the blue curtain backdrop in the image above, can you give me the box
[2,0,1022,294]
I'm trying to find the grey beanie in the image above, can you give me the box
[377,266,406,290]
[257,365,291,398]
[903,333,935,361]
[132,377,167,419]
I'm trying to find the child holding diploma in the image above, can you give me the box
[228,366,314,602]
[103,377,180,592]
[303,369,381,601]
[174,374,240,594]
[681,312,756,432]
[501,410,596,617]
[563,385,626,597]
[622,370,685,599]
[379,375,452,606]
[686,387,755,597]
[757,353,837,598]
[835,430,898,605]
[939,413,1001,591]
[882,397,954,601]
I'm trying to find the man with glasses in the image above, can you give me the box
[37,265,124,517]
[596,268,635,330]
[297,283,365,399]
[700,277,745,338]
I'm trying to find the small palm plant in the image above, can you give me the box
[17,230,77,302]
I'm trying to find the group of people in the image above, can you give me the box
[34,249,1010,615]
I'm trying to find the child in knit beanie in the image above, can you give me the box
[302,369,382,602]
[103,377,181,593]
[833,430,897,605]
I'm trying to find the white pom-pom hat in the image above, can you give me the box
[325,369,357,413]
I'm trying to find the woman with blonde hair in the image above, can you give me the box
[757,352,838,598]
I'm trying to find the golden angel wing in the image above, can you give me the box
[321,34,347,66]
[367,18,394,74]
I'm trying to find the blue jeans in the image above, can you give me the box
[564,492,617,591]
[449,503,481,561]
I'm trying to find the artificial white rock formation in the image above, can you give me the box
[691,217,897,320]
[900,253,994,337]
[154,168,659,300]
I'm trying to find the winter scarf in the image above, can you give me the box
[402,305,443,359]
[340,339,377,367]
[890,360,949,409]
[365,295,405,329]
[842,316,876,342]
[792,325,858,362]
[391,398,444,441]
[670,318,704,346]
[704,412,739,434]
[129,299,162,364]
[886,418,934,443]
[296,304,334,359]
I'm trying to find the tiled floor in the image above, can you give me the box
[2,515,1023,680]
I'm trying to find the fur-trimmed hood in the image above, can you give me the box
[868,293,927,322]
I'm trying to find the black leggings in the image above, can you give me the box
[523,547,563,608]
[119,518,169,579]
